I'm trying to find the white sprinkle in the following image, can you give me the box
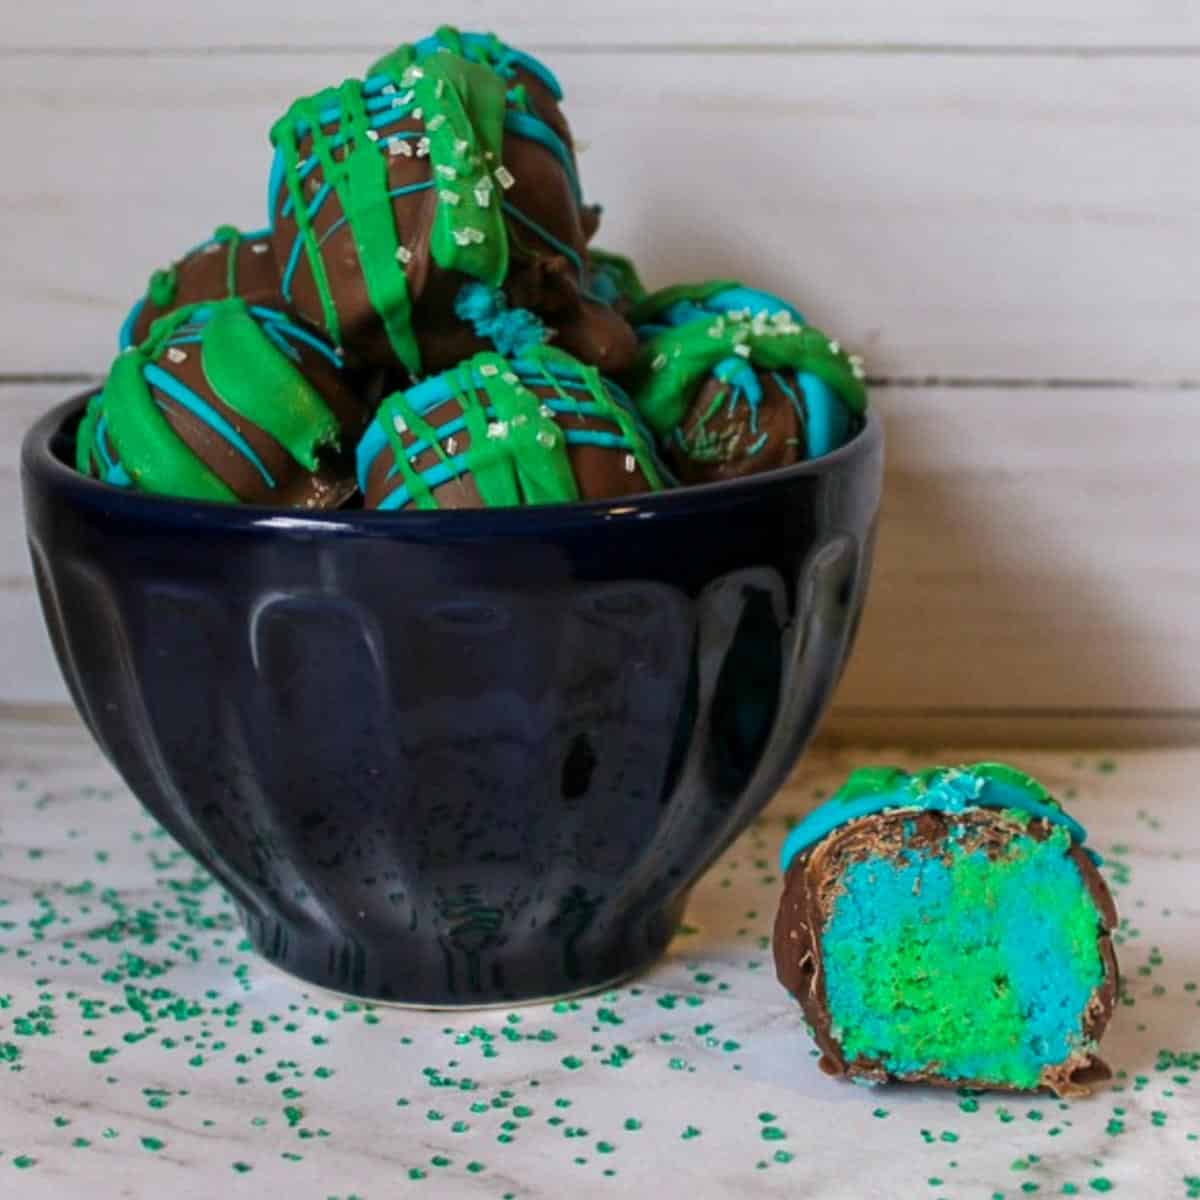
[366,129,380,142]
[733,343,752,358]
[536,429,557,449]
[381,83,397,95]
[202,242,221,255]
[486,420,508,439]
[484,150,496,162]
[539,404,554,418]
[428,113,447,131]
[624,454,637,474]
[435,164,458,180]
[389,138,414,157]
[435,79,446,99]
[849,353,865,370]
[251,242,269,254]
[651,353,668,371]
[412,107,423,121]
[771,311,793,326]
[851,363,866,381]
[454,137,470,156]
[395,244,413,264]
[439,189,461,206]
[166,347,188,364]
[452,227,485,246]
[511,413,528,427]
[445,435,458,454]
[829,340,842,354]
[474,176,493,206]
[479,363,500,377]
[392,414,408,434]
[416,137,431,157]
[494,165,516,190]
[402,66,424,85]
[502,372,520,385]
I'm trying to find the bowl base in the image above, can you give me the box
[238,894,687,1007]
[253,954,649,1011]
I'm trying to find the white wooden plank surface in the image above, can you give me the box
[2,53,1197,383]
[5,2,1198,50]
[8,382,1200,716]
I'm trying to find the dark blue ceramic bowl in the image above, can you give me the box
[22,396,883,1005]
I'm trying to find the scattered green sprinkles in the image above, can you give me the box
[0,743,1187,1193]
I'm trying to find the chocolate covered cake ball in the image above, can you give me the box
[356,337,665,511]
[268,29,636,378]
[773,763,1118,1097]
[629,281,868,485]
[78,299,367,507]
[119,225,280,350]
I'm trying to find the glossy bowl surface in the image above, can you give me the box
[22,396,883,1004]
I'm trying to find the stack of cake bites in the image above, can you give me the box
[78,26,869,509]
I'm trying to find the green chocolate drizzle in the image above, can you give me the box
[631,308,867,438]
[99,340,236,503]
[271,49,510,373]
[629,279,742,328]
[200,303,340,472]
[144,226,248,315]
[79,300,343,503]
[212,225,243,297]
[364,346,663,510]
[147,267,178,310]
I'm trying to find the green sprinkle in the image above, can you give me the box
[140,1136,165,1152]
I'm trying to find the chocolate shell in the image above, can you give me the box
[78,299,367,507]
[630,281,868,484]
[119,226,281,350]
[267,30,635,378]
[772,764,1118,1098]
[357,344,666,510]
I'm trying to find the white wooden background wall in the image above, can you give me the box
[2,4,1198,742]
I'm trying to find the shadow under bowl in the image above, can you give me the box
[21,396,883,1005]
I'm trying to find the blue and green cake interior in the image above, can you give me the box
[775,764,1116,1092]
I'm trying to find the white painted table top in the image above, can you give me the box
[0,721,1194,1198]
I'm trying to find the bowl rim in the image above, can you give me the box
[22,391,883,536]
